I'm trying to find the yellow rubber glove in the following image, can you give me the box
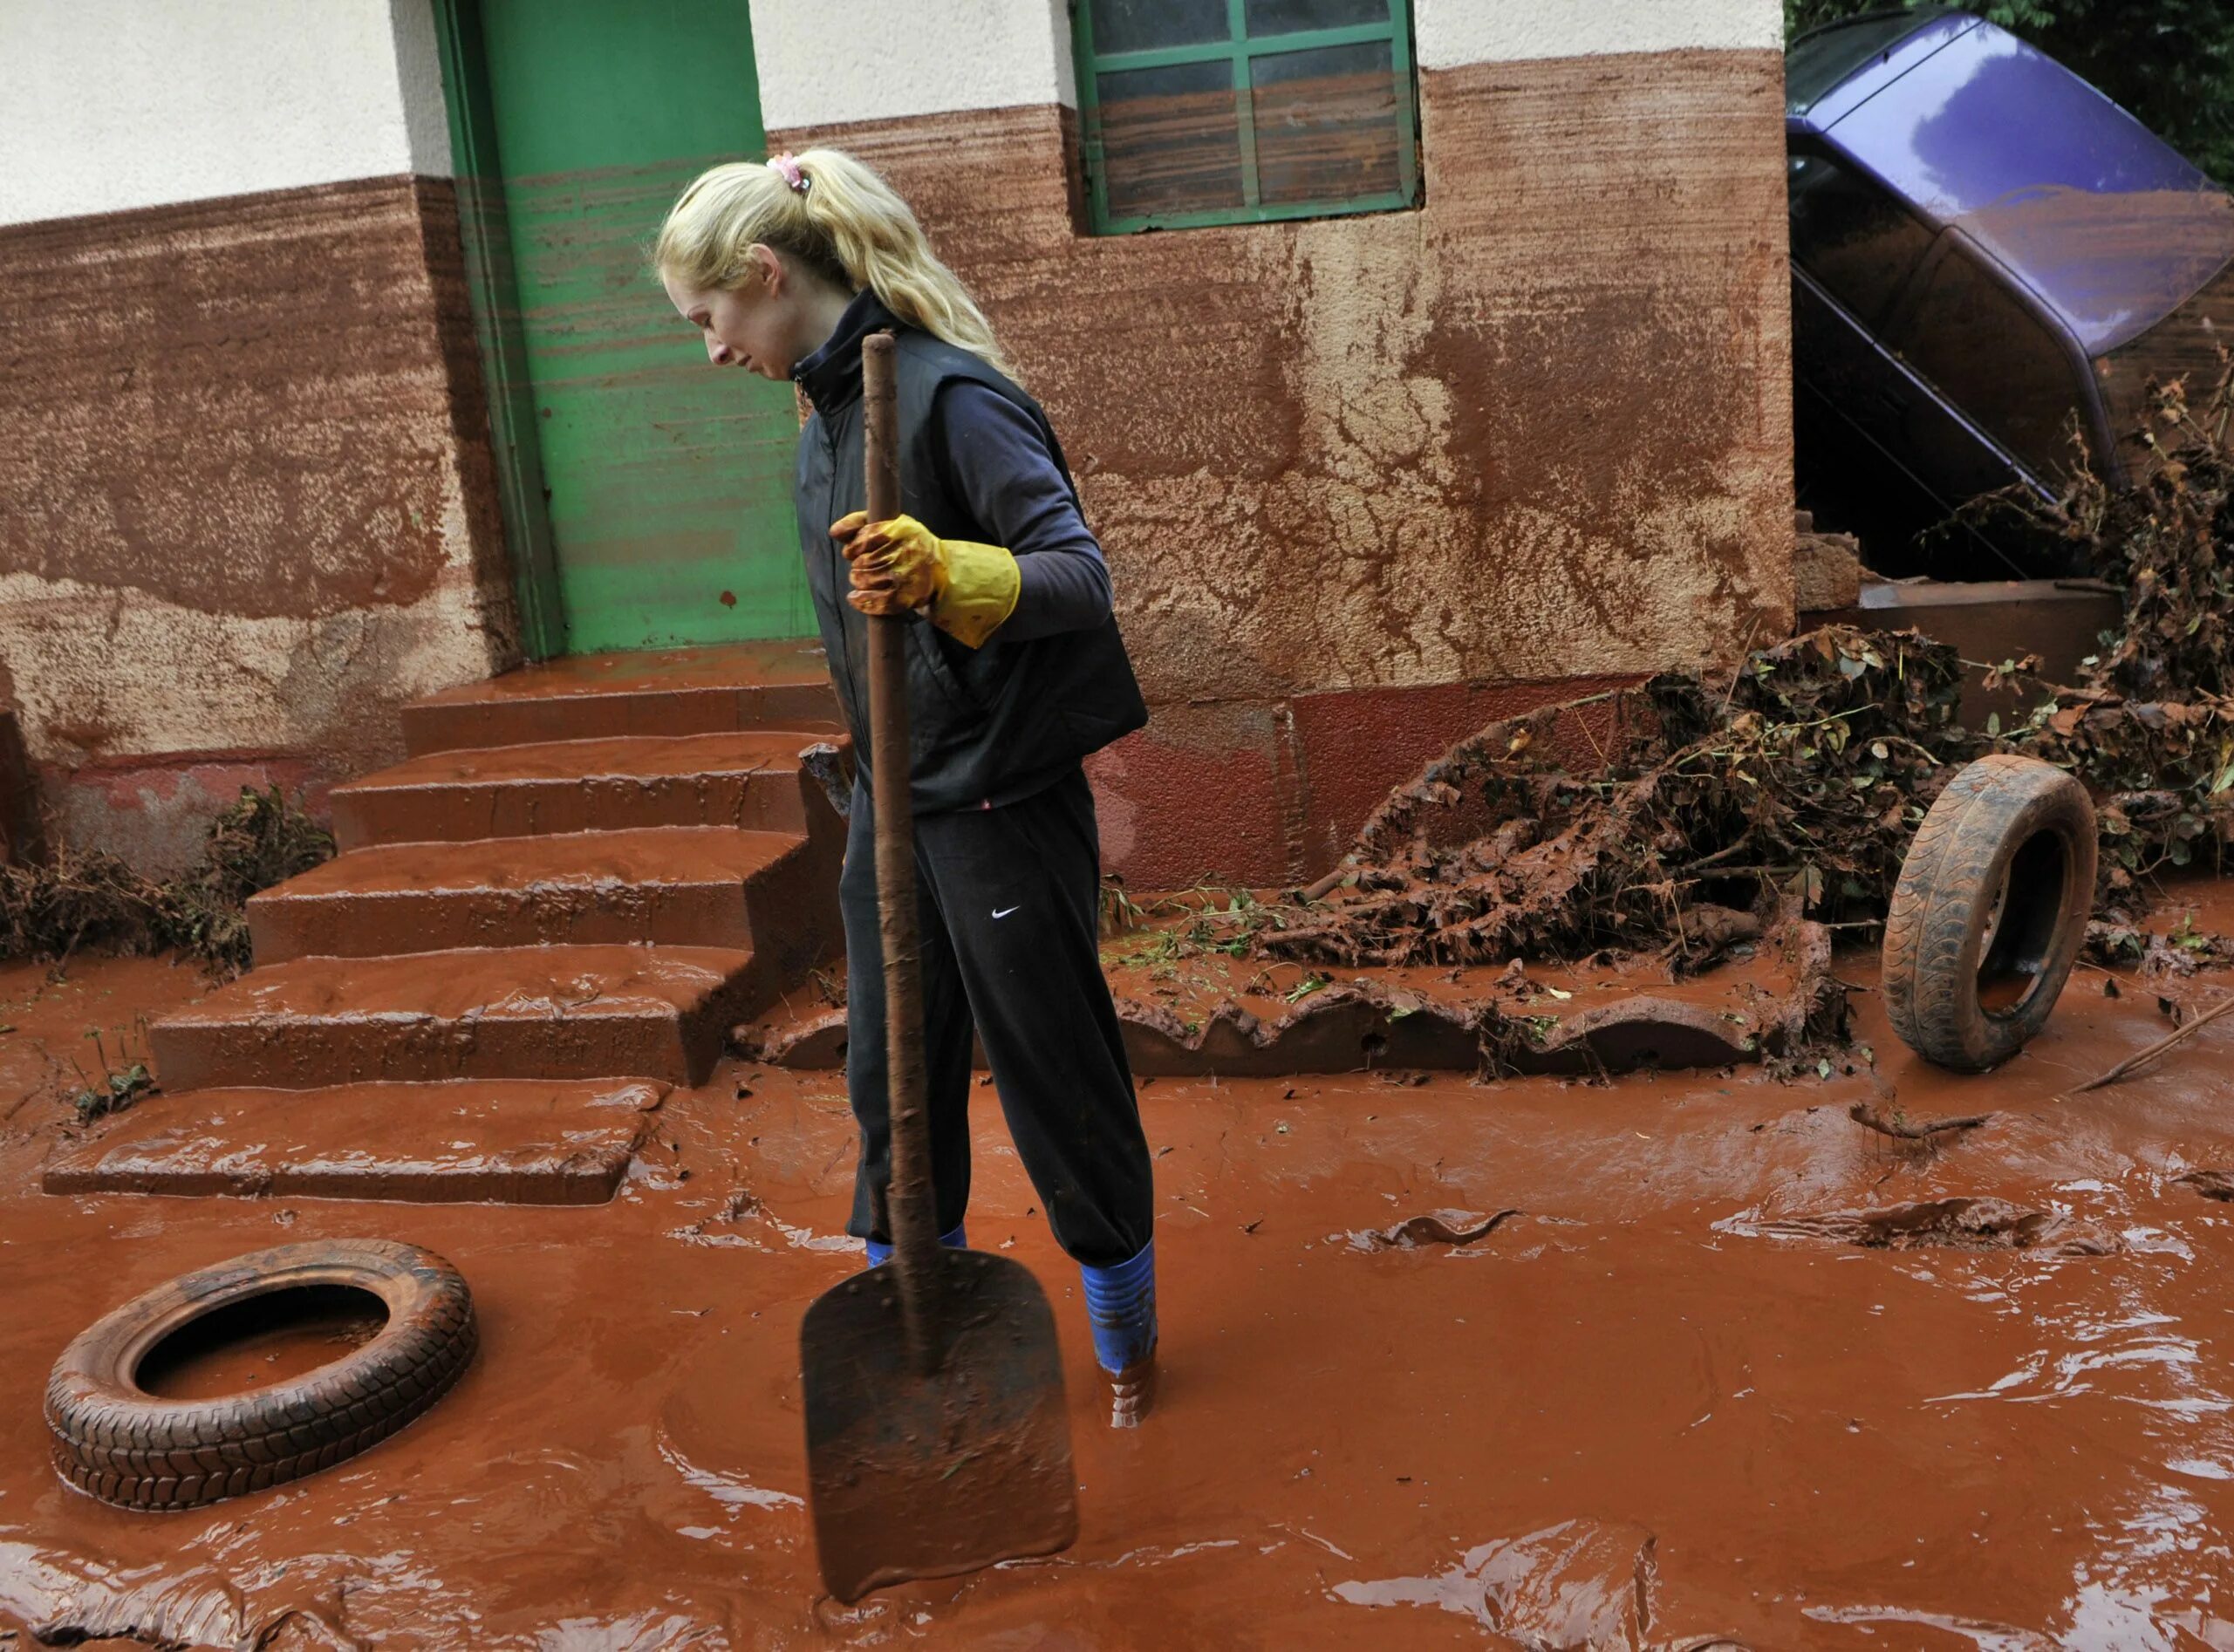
[830,511,1021,650]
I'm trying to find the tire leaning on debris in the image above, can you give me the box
[1882,754,2098,1072]
[44,1238,475,1511]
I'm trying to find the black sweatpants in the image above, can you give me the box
[841,766,1155,1269]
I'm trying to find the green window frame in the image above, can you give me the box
[1072,0,1420,235]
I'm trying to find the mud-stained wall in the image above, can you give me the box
[0,177,514,869]
[0,1,509,870]
[768,36,1794,884]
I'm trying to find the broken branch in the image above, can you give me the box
[2064,989,2234,1097]
[1848,1102,1994,1141]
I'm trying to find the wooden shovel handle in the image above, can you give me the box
[862,333,937,1369]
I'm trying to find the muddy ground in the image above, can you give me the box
[5,924,2234,1647]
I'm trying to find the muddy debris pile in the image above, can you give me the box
[1256,355,2234,987]
[2011,362,2234,957]
[0,785,332,976]
[1960,354,2234,964]
[1260,626,1978,976]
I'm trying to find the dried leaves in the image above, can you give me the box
[2009,362,2234,703]
[0,839,168,966]
[155,784,336,972]
[0,785,332,976]
[2004,354,2234,903]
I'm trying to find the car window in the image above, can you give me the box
[1788,153,1936,327]
[1785,12,1940,114]
[1898,242,2090,479]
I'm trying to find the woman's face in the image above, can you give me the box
[662,248,794,379]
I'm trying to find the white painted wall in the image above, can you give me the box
[755,0,1072,130]
[1414,0,1783,69]
[0,0,452,229]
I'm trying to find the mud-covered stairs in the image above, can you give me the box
[47,645,847,1206]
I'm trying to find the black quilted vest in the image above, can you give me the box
[792,298,1149,813]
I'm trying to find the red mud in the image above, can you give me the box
[43,1079,666,1205]
[746,899,1825,1077]
[9,944,2234,1643]
[1096,903,1800,1034]
[134,1287,391,1403]
[326,728,830,848]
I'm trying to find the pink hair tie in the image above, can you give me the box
[767,154,810,195]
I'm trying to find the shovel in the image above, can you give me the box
[799,332,1080,1604]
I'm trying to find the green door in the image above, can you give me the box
[472,0,810,653]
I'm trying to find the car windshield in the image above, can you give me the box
[1787,10,1937,114]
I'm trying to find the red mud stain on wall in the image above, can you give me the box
[775,51,1793,708]
[0,177,507,620]
[1088,708,1288,889]
[45,754,330,878]
[780,51,1792,881]
[1090,674,1639,887]
[0,178,514,846]
[1288,675,1636,872]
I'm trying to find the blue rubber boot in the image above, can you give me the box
[863,1222,967,1268]
[1080,1240,1158,1427]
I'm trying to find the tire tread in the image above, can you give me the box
[1882,754,2096,1071]
[44,1240,475,1512]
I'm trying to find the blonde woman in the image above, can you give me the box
[658,150,1158,1423]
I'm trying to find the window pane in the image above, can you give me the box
[1787,153,1933,327]
[1244,0,1387,34]
[1097,60,1246,220]
[1249,41,1400,207]
[1093,0,1228,54]
[1900,249,2089,477]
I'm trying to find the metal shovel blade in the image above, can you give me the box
[802,1246,1078,1603]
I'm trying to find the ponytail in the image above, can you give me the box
[655,147,1015,379]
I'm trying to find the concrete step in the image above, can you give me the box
[248,827,810,962]
[150,945,758,1089]
[44,1079,667,1205]
[329,729,841,850]
[402,642,838,756]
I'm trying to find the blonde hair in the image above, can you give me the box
[655,147,1014,379]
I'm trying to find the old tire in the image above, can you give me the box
[44,1238,475,1511]
[1882,754,2097,1072]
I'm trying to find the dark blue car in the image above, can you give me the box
[1787,8,2234,574]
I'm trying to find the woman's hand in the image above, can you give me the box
[832,512,944,614]
[830,512,1021,648]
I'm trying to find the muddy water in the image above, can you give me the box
[135,1286,390,1402]
[0,954,186,1150]
[6,951,2234,1644]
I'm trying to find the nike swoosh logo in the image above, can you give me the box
[992,906,1020,919]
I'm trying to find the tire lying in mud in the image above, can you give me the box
[1882,754,2097,1072]
[44,1238,475,1512]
